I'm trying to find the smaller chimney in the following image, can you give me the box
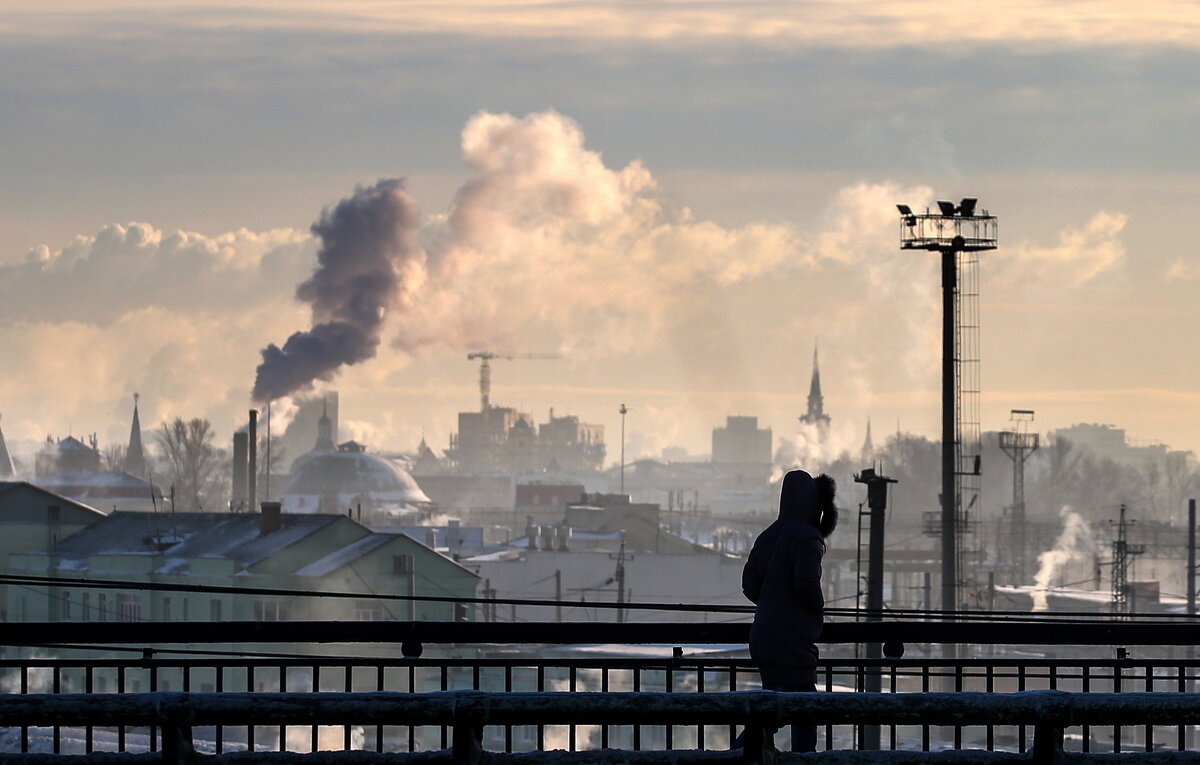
[248,410,258,513]
[526,515,538,550]
[557,525,571,552]
[448,519,462,557]
[231,431,249,511]
[260,501,282,536]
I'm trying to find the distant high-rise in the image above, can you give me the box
[0,414,14,478]
[799,344,831,432]
[125,393,146,478]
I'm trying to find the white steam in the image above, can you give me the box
[1031,506,1094,612]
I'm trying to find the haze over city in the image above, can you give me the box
[2,0,1198,463]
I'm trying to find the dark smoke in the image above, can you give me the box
[252,179,421,403]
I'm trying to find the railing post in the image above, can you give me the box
[160,724,195,765]
[451,696,483,765]
[1032,724,1064,765]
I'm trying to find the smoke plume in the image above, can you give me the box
[252,179,424,403]
[1031,506,1094,611]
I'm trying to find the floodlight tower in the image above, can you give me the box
[999,409,1039,584]
[897,199,997,616]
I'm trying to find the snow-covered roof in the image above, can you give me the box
[294,533,399,578]
[44,511,345,572]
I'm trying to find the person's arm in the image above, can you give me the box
[792,536,824,612]
[742,542,766,604]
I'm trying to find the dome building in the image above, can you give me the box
[279,439,433,519]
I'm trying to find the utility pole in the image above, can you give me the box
[855,467,897,751]
[555,569,563,624]
[615,540,627,623]
[619,404,628,494]
[1189,498,1196,748]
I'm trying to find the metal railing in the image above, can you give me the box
[2,690,1200,763]
[1,619,1199,757]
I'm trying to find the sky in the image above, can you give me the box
[1,1,1198,465]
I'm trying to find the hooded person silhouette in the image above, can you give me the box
[738,469,837,753]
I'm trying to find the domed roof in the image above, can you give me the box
[281,443,431,504]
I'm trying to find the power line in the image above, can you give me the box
[4,572,1197,623]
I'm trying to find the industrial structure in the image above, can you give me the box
[897,197,996,613]
[999,409,1039,584]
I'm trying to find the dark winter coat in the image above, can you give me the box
[742,470,837,684]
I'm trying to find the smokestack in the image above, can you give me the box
[448,519,462,558]
[232,431,249,511]
[248,410,258,514]
[260,501,282,536]
[557,525,571,552]
[526,515,537,550]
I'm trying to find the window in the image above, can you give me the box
[252,599,290,622]
[393,554,414,574]
[354,600,386,621]
[98,594,107,622]
[210,599,223,621]
[82,593,90,621]
[63,591,71,620]
[117,594,141,622]
[183,599,188,621]
[163,597,172,622]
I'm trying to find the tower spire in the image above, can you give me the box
[799,342,831,431]
[125,393,146,477]
[314,394,336,452]
[0,413,14,478]
[861,418,875,463]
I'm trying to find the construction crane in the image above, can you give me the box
[466,351,560,412]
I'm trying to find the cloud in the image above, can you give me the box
[11,2,1196,49]
[0,109,1145,457]
[2,224,312,324]
[393,110,808,358]
[1165,257,1200,281]
[999,211,1129,286]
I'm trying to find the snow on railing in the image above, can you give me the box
[2,690,1200,764]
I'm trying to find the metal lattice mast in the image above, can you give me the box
[1110,504,1144,617]
[999,410,1039,584]
[955,249,982,605]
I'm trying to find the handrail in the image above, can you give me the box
[3,619,1200,649]
[1,690,1197,764]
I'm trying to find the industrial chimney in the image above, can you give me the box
[248,410,258,514]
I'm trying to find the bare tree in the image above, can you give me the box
[102,443,128,472]
[157,418,227,511]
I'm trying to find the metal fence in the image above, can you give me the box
[0,619,1198,757]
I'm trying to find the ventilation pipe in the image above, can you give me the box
[260,501,282,536]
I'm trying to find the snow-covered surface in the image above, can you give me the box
[294,533,399,577]
[34,511,342,571]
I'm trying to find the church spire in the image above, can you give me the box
[800,342,831,430]
[125,393,146,477]
[0,413,14,478]
[313,395,336,452]
[861,418,875,463]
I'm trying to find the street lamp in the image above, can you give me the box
[896,197,997,615]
